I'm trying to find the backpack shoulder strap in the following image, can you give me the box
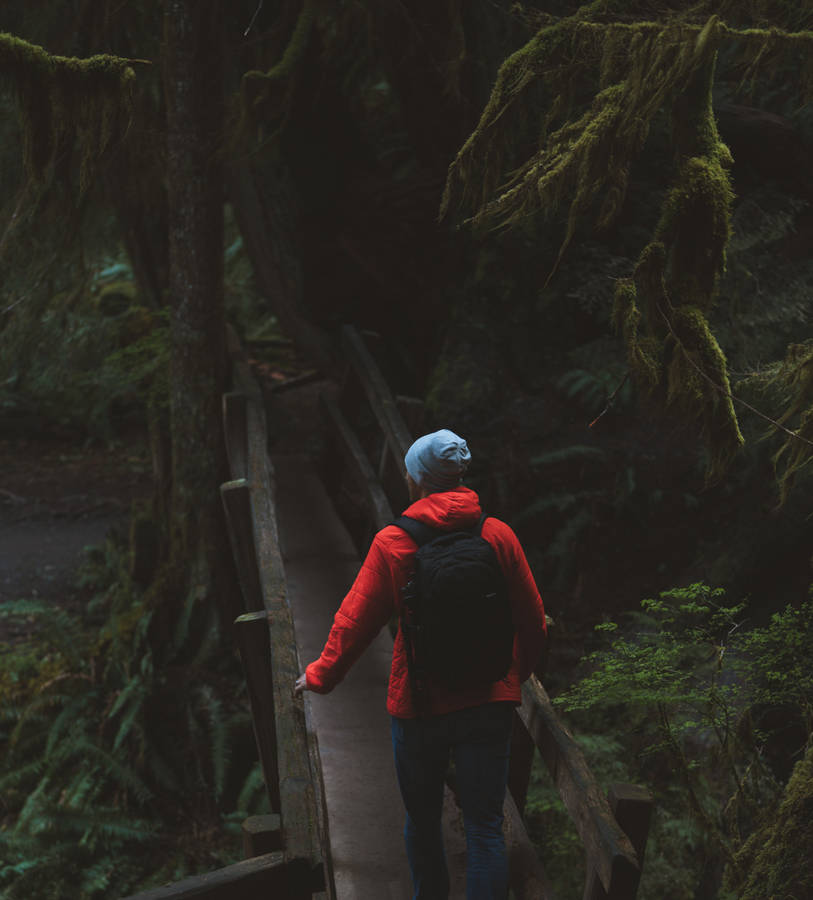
[476,513,488,536]
[391,515,438,547]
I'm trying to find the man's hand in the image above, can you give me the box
[294,672,309,695]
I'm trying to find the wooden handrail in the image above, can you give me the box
[519,676,641,895]
[219,332,333,897]
[341,325,413,465]
[234,610,281,813]
[122,852,306,900]
[320,390,393,532]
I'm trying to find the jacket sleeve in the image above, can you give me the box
[305,534,396,694]
[491,521,547,683]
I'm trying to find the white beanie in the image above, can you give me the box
[404,429,471,493]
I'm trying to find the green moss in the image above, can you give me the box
[666,306,744,475]
[0,32,134,186]
[632,240,669,326]
[612,277,660,391]
[725,745,813,899]
[240,0,316,117]
[441,6,812,485]
[657,155,734,309]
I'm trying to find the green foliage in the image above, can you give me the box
[0,250,167,436]
[552,582,813,895]
[441,3,813,488]
[0,538,264,899]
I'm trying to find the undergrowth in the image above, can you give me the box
[0,536,266,899]
[527,582,813,898]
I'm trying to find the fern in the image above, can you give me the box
[0,536,265,897]
[236,762,266,814]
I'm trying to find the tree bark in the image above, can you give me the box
[163,0,238,621]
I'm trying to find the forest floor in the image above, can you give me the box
[0,430,152,644]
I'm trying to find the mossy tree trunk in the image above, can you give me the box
[162,0,238,623]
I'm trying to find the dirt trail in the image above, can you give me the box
[0,434,151,642]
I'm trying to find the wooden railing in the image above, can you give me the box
[123,331,333,900]
[321,325,654,900]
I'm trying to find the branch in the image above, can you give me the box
[588,371,630,429]
[657,304,813,448]
[244,0,264,37]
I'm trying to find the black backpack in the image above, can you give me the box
[393,514,514,705]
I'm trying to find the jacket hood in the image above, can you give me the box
[402,486,482,530]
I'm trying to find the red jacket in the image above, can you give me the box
[305,486,546,718]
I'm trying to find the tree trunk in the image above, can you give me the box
[225,158,336,374]
[163,0,238,622]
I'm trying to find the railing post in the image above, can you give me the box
[220,479,264,612]
[584,783,653,900]
[223,391,248,481]
[242,813,283,857]
[234,610,281,814]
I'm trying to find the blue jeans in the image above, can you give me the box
[391,702,514,900]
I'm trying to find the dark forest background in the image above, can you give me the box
[1,2,811,898]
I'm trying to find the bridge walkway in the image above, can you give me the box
[269,381,468,899]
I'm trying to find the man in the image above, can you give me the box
[295,429,546,899]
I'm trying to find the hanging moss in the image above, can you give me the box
[439,17,605,224]
[611,277,661,392]
[665,306,744,476]
[632,239,669,328]
[656,155,734,309]
[0,32,135,188]
[441,4,813,486]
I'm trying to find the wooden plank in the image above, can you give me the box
[303,691,337,900]
[395,394,424,438]
[121,852,304,900]
[379,432,409,514]
[584,784,653,900]
[234,610,281,813]
[242,814,283,857]
[222,391,248,481]
[609,784,652,863]
[242,372,323,883]
[320,390,393,532]
[220,480,263,612]
[341,325,414,466]
[518,677,639,896]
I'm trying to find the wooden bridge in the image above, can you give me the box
[125,326,653,900]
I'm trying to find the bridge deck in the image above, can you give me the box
[270,385,467,899]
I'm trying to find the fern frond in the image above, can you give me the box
[0,758,47,796]
[50,737,152,804]
[514,490,603,526]
[112,685,148,753]
[195,684,228,801]
[236,762,266,813]
[45,692,99,758]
